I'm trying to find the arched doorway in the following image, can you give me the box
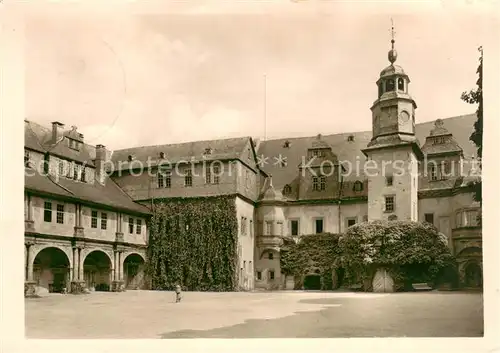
[465,262,482,288]
[84,251,112,291]
[33,247,70,293]
[304,270,321,290]
[332,268,346,289]
[124,254,145,290]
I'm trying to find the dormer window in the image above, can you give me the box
[353,181,363,192]
[68,138,79,150]
[283,184,292,195]
[347,135,354,142]
[311,149,323,158]
[433,136,446,145]
[159,152,165,159]
[283,140,291,148]
[127,155,133,162]
[204,148,212,155]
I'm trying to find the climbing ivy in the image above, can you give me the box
[280,233,343,290]
[280,221,457,292]
[147,195,239,291]
[339,221,457,291]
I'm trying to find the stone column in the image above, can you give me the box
[26,245,34,281]
[118,252,122,281]
[24,244,37,297]
[78,248,84,281]
[112,251,117,282]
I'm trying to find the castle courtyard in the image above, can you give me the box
[25,290,483,338]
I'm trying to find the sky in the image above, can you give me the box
[24,2,492,151]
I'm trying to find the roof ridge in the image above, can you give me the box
[113,136,252,153]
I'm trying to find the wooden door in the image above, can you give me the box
[372,268,394,293]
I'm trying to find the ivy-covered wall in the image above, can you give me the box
[280,233,343,290]
[147,195,239,291]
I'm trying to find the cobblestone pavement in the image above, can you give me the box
[25,290,483,338]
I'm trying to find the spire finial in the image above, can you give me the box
[388,18,398,64]
[391,18,395,49]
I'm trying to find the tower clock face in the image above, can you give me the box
[399,111,410,125]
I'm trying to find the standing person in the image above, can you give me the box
[175,284,182,303]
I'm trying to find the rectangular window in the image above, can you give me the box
[466,210,478,227]
[312,177,319,191]
[24,150,30,166]
[386,176,393,186]
[277,221,284,236]
[73,164,79,180]
[428,164,438,181]
[257,271,262,280]
[184,169,192,187]
[206,167,212,184]
[58,161,64,176]
[315,219,324,234]
[66,162,73,178]
[129,217,134,234]
[455,211,463,228]
[91,210,98,228]
[80,167,86,182]
[101,212,107,230]
[165,171,171,188]
[158,173,164,188]
[347,218,356,228]
[241,217,246,235]
[320,176,326,190]
[43,201,52,222]
[265,221,272,235]
[385,196,395,212]
[136,219,142,234]
[424,213,434,225]
[290,219,299,236]
[290,220,299,236]
[250,220,253,237]
[213,165,220,184]
[56,204,64,224]
[269,271,275,280]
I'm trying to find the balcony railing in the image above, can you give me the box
[257,235,283,248]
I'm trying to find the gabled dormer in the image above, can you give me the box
[421,119,464,182]
[297,134,341,200]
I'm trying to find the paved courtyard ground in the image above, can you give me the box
[25,290,483,338]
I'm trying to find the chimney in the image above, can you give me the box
[95,144,107,185]
[51,121,65,144]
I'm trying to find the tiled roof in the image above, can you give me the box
[24,120,96,166]
[111,137,253,171]
[257,114,478,194]
[24,166,150,215]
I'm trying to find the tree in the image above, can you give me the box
[461,46,483,204]
[339,221,456,291]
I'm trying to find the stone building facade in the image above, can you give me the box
[24,40,482,295]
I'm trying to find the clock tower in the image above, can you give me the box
[362,22,424,222]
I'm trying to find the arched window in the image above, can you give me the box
[353,181,363,192]
[386,79,395,92]
[283,184,292,195]
[397,78,405,91]
[378,82,383,97]
[127,155,133,162]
